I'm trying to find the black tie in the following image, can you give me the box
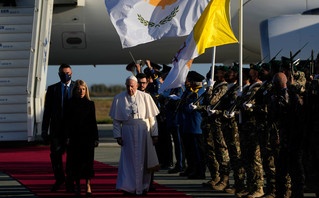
[63,86,69,115]
[63,85,68,103]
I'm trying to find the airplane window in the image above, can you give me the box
[66,37,82,44]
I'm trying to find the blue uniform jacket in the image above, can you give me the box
[182,86,205,134]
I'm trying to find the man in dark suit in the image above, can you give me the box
[42,64,75,192]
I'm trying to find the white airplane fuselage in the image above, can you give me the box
[48,0,319,65]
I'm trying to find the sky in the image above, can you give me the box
[46,63,215,88]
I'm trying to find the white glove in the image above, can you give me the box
[208,109,217,116]
[169,94,181,100]
[207,79,215,88]
[237,91,242,97]
[189,102,197,110]
[243,102,253,108]
[226,111,235,118]
[207,106,216,115]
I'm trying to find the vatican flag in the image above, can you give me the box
[159,0,238,93]
[105,0,209,48]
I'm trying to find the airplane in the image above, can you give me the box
[48,0,319,65]
[1,0,319,141]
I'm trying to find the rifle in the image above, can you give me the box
[193,81,228,106]
[289,42,309,74]
[224,88,247,118]
[270,49,283,62]
[209,83,239,112]
[245,80,272,105]
[224,82,263,118]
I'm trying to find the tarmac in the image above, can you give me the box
[0,124,317,197]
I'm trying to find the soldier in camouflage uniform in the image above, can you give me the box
[270,71,305,198]
[277,57,307,198]
[219,65,246,194]
[204,66,230,191]
[197,68,221,187]
[252,63,277,198]
[236,64,264,198]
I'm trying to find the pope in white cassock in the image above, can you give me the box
[109,76,160,195]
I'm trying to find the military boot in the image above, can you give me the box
[202,177,220,187]
[236,189,250,198]
[247,188,264,198]
[225,186,236,194]
[225,180,245,194]
[212,175,229,191]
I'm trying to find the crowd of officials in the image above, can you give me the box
[130,57,319,198]
[41,54,319,197]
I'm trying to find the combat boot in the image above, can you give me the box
[212,175,229,191]
[247,188,264,198]
[225,186,236,194]
[225,181,246,195]
[236,189,250,198]
[225,186,245,194]
[202,176,220,187]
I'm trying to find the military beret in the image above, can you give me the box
[250,64,261,72]
[217,65,229,72]
[188,71,205,82]
[230,65,239,73]
[261,63,271,71]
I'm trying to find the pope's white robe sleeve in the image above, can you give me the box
[113,119,122,138]
[149,116,158,137]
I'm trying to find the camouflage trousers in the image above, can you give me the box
[201,117,219,179]
[239,120,264,191]
[222,117,245,188]
[210,115,230,177]
[257,120,276,193]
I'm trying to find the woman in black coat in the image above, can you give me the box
[66,80,99,196]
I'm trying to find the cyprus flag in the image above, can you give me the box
[105,0,209,48]
[159,0,238,93]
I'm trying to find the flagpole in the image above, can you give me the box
[239,0,243,92]
[210,46,216,81]
[238,0,244,125]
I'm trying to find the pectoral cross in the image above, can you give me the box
[131,109,136,117]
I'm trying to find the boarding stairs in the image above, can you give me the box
[0,0,54,141]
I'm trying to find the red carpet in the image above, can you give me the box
[0,146,189,197]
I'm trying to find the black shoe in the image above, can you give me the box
[168,167,183,174]
[50,180,64,192]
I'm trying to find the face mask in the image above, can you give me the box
[59,73,71,83]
